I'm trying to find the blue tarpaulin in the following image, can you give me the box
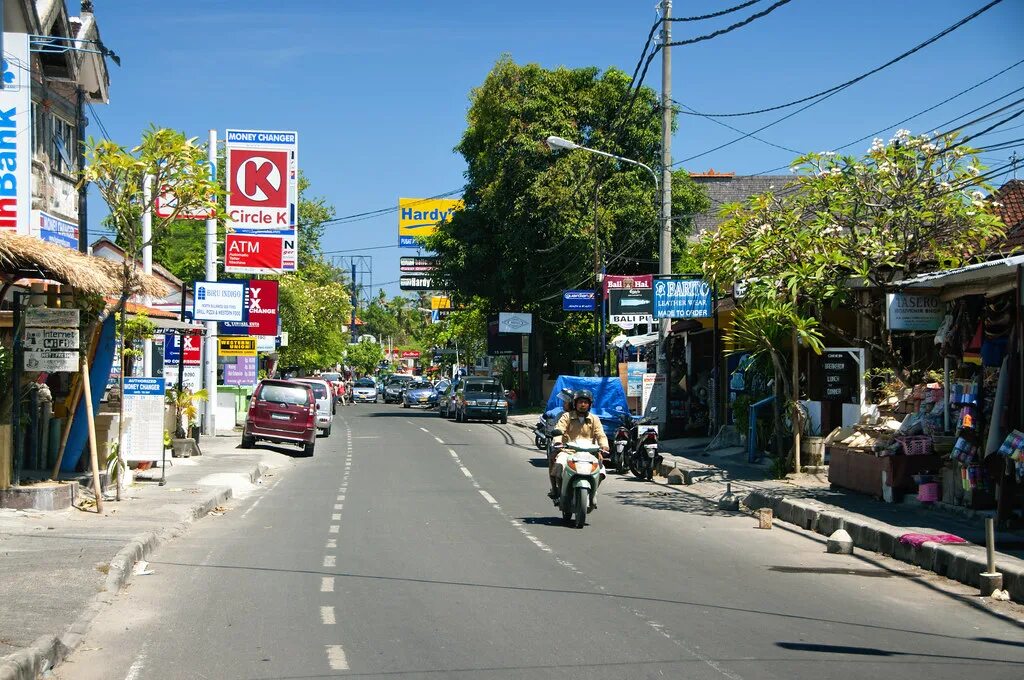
[544,376,630,437]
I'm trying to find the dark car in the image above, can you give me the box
[453,378,508,424]
[402,380,438,408]
[242,379,317,456]
[382,374,416,404]
[437,379,461,418]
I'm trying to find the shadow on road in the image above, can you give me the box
[610,488,741,518]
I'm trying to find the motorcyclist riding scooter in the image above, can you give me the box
[548,390,609,499]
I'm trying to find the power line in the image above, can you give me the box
[663,0,796,48]
[668,0,766,22]
[673,99,804,155]
[677,0,1006,118]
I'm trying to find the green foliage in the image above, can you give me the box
[346,340,385,375]
[277,260,352,371]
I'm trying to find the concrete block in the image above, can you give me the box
[827,529,854,554]
[665,468,686,485]
[979,572,1003,596]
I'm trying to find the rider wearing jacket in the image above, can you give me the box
[548,389,608,498]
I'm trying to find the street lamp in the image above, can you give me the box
[544,136,661,377]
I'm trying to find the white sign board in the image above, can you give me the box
[886,292,945,331]
[0,33,31,238]
[25,307,79,328]
[24,350,78,372]
[626,362,646,398]
[256,335,277,352]
[498,312,533,334]
[162,364,202,392]
[642,372,667,424]
[192,281,246,321]
[122,378,166,462]
[24,328,79,350]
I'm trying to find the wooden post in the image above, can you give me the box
[51,321,102,479]
[792,291,801,475]
[81,356,103,513]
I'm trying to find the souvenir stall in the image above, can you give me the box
[664,320,714,437]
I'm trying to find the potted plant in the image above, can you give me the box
[166,388,207,457]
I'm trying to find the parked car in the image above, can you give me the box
[291,378,334,436]
[402,380,438,408]
[241,379,317,456]
[437,379,461,418]
[382,374,416,404]
[321,372,343,407]
[351,377,379,403]
[454,378,508,423]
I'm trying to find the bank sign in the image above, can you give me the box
[653,279,713,319]
[398,197,463,248]
[0,33,31,237]
[225,129,298,273]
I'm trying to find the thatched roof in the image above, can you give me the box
[0,232,170,297]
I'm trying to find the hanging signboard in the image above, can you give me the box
[885,292,944,331]
[400,350,421,359]
[24,350,78,372]
[30,210,78,250]
[122,378,166,462]
[498,312,532,334]
[608,288,654,326]
[399,275,436,291]
[603,274,652,297]
[0,33,31,238]
[487,316,520,356]
[563,289,596,312]
[626,362,646,397]
[24,328,79,350]
[400,256,439,273]
[398,197,463,248]
[192,281,246,321]
[218,280,280,336]
[225,129,299,273]
[218,336,258,357]
[25,308,79,328]
[653,278,713,319]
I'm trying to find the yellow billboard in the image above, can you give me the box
[398,197,463,248]
[430,296,452,310]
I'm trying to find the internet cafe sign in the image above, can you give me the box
[886,292,945,331]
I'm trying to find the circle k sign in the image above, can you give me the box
[229,149,288,208]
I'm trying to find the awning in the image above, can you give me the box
[626,332,659,348]
[898,255,1024,301]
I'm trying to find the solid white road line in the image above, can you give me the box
[326,645,350,671]
[323,555,336,567]
[321,577,334,592]
[478,490,498,505]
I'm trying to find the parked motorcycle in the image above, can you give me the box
[534,416,549,450]
[611,413,633,474]
[550,433,605,529]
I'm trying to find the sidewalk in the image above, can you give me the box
[0,435,282,680]
[507,414,1024,602]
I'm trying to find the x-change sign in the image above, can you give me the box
[653,279,713,319]
[218,280,280,336]
[225,129,299,274]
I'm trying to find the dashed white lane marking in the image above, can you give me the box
[459,466,472,478]
[337,494,345,501]
[326,539,337,549]
[449,449,459,458]
[321,577,334,592]
[419,427,430,433]
[326,645,350,671]
[323,555,336,567]
[334,503,343,510]
[332,513,341,521]
[435,437,445,444]
[123,650,146,680]
[478,490,498,505]
[321,606,336,625]
[329,525,340,534]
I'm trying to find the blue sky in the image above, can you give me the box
[90,0,1023,298]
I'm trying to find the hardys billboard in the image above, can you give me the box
[398,197,463,248]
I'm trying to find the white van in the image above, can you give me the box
[292,378,334,437]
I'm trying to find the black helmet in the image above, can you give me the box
[572,389,593,405]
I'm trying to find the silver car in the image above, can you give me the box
[351,377,378,403]
[291,378,334,436]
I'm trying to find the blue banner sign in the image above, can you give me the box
[653,279,713,319]
[123,377,166,396]
[563,289,596,312]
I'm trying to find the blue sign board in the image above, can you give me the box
[563,289,596,312]
[123,377,166,397]
[653,279,713,319]
[35,211,78,250]
[164,334,181,364]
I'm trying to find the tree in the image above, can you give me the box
[83,127,222,500]
[694,130,1006,469]
[346,340,385,376]
[419,298,489,374]
[425,57,708,402]
[276,259,351,372]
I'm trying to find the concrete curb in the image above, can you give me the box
[0,462,267,680]
[743,488,1024,602]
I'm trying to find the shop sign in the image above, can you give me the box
[122,378,165,462]
[31,210,78,250]
[218,280,279,336]
[653,278,713,319]
[0,33,31,237]
[163,332,202,366]
[563,289,596,312]
[24,328,78,350]
[886,292,944,331]
[399,275,436,291]
[398,198,463,248]
[603,274,653,298]
[400,256,439,273]
[218,336,257,357]
[626,362,646,397]
[400,350,421,359]
[223,356,258,386]
[192,281,245,321]
[498,312,532,334]
[23,350,78,372]
[609,287,654,325]
[816,350,861,404]
[162,363,201,392]
[25,308,79,328]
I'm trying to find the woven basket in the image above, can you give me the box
[897,436,934,456]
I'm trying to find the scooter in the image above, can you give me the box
[629,415,661,481]
[534,416,550,450]
[551,434,605,529]
[611,413,634,474]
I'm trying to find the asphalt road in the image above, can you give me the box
[57,403,1024,679]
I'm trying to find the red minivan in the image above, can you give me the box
[242,379,317,456]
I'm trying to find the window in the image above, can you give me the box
[31,102,47,158]
[50,113,75,175]
[258,384,309,406]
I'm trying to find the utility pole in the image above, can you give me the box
[203,130,218,435]
[593,181,601,375]
[141,175,153,377]
[76,87,88,253]
[656,0,673,413]
[350,263,358,344]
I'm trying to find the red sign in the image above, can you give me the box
[224,233,284,273]
[246,280,279,336]
[400,350,421,359]
[228,149,288,213]
[182,332,202,366]
[603,274,653,298]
